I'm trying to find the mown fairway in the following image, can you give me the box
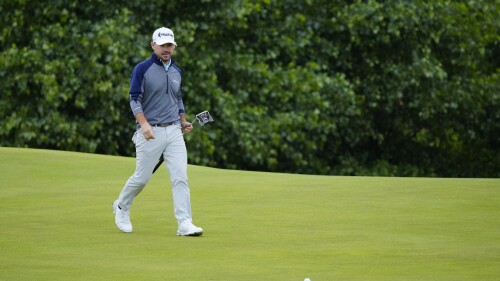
[0,147,498,281]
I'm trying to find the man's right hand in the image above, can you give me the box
[141,123,155,140]
[135,113,155,141]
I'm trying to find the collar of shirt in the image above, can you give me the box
[163,59,172,72]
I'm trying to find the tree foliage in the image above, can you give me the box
[1,0,498,177]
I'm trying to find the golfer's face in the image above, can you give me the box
[152,42,175,62]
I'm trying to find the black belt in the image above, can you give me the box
[150,121,176,127]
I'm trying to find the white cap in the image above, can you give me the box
[152,27,177,46]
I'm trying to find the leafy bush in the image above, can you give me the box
[1,0,498,177]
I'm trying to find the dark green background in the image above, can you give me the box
[1,0,498,177]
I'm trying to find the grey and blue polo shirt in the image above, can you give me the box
[129,53,184,126]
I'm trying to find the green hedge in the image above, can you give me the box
[1,0,498,177]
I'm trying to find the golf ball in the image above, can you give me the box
[304,278,311,281]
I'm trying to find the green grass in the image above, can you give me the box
[0,147,499,281]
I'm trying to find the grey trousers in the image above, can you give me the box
[117,124,193,225]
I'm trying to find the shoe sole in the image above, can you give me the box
[177,231,203,236]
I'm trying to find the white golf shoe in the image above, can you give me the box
[177,220,203,236]
[113,200,132,233]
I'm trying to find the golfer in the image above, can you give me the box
[112,27,203,236]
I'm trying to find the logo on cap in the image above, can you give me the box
[158,32,174,38]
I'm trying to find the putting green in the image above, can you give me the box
[0,147,498,280]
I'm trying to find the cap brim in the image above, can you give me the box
[155,38,177,46]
